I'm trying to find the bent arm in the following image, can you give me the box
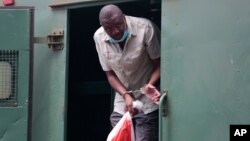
[105,70,128,95]
[144,57,161,104]
[105,70,135,114]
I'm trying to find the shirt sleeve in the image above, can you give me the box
[93,33,112,71]
[144,21,161,59]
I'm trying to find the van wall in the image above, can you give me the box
[1,1,68,141]
[160,0,250,141]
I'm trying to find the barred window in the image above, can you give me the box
[0,50,18,107]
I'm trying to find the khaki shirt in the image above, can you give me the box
[94,16,160,115]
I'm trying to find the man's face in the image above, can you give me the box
[100,14,126,40]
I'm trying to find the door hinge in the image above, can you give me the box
[34,29,64,51]
[161,90,168,117]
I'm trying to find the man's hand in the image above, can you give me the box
[143,84,161,104]
[123,94,138,116]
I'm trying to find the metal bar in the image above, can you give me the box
[159,90,168,141]
[49,0,143,9]
[33,37,47,44]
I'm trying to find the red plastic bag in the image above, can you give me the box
[107,112,135,141]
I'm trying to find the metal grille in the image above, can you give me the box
[0,50,19,107]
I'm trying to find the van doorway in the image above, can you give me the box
[67,1,161,141]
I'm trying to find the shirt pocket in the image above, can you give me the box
[125,44,147,67]
[105,51,122,70]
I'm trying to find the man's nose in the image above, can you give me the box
[111,28,119,35]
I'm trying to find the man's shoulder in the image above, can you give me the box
[94,26,105,36]
[126,15,153,27]
[126,16,152,29]
[94,26,108,41]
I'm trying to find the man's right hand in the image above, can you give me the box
[124,94,137,116]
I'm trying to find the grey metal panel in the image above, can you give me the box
[0,9,30,50]
[0,1,68,141]
[0,9,32,141]
[160,0,250,141]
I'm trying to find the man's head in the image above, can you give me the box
[99,4,127,41]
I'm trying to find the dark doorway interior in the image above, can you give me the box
[67,1,161,141]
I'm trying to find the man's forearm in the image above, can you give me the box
[148,65,160,86]
[148,58,160,86]
[105,70,128,95]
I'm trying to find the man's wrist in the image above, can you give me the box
[122,90,133,98]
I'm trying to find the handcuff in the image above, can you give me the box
[121,90,133,98]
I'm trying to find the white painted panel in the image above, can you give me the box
[0,61,11,99]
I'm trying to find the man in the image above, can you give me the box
[93,4,160,141]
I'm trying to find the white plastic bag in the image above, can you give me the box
[107,112,135,141]
[107,100,143,141]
